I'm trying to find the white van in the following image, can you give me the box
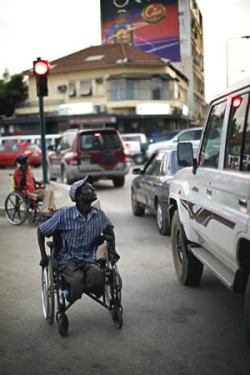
[0,134,61,149]
[169,77,250,345]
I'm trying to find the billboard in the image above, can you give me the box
[100,0,180,62]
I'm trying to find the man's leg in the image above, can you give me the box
[36,186,56,212]
[59,261,84,303]
[84,263,105,298]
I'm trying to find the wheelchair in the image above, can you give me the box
[41,236,123,337]
[4,190,48,225]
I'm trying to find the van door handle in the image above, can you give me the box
[206,188,212,196]
[239,198,247,208]
[192,186,199,192]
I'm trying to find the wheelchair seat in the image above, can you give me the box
[41,231,123,337]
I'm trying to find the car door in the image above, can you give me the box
[138,151,165,210]
[210,92,250,270]
[48,135,72,176]
[187,100,227,254]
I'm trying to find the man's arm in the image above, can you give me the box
[103,225,120,262]
[37,227,49,267]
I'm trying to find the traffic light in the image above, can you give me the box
[33,58,50,97]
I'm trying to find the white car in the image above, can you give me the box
[147,127,203,158]
[121,133,147,164]
[168,77,250,344]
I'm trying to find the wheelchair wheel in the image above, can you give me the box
[111,305,123,329]
[41,257,55,325]
[4,191,29,225]
[110,265,123,329]
[56,313,69,337]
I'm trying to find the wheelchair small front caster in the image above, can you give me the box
[111,305,123,329]
[57,313,69,337]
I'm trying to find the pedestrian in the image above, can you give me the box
[14,154,56,213]
[37,175,120,302]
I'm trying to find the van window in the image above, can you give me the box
[225,93,249,171]
[199,101,227,168]
[80,132,121,150]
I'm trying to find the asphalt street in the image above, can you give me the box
[1,167,250,374]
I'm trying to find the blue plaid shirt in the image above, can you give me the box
[39,206,113,265]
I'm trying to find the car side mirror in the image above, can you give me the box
[177,142,194,167]
[132,167,143,175]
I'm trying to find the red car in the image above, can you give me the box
[0,141,42,167]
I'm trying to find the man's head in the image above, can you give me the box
[69,175,96,205]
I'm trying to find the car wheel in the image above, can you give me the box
[171,210,203,286]
[113,176,125,187]
[244,275,250,345]
[60,165,72,184]
[156,200,170,235]
[131,189,145,216]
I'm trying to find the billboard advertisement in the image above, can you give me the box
[100,0,180,62]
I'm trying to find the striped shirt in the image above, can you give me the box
[39,206,112,265]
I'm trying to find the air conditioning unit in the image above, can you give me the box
[57,85,67,93]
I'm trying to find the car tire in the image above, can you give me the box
[171,210,203,286]
[244,275,250,345]
[131,189,145,216]
[112,176,125,187]
[156,200,170,235]
[60,165,73,184]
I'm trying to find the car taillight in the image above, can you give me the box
[65,152,80,165]
[117,150,129,163]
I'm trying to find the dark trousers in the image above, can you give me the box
[59,261,105,303]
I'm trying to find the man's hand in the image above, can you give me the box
[39,254,49,268]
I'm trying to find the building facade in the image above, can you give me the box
[0,44,192,138]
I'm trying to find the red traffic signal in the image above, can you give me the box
[33,58,50,97]
[33,59,50,76]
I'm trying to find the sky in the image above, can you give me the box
[0,0,250,103]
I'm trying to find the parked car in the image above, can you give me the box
[146,127,203,158]
[149,130,180,144]
[48,128,129,186]
[168,77,250,344]
[0,141,42,167]
[121,133,148,164]
[131,148,183,235]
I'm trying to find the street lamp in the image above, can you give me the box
[226,35,250,87]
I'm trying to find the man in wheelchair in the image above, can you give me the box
[37,175,120,304]
[14,154,56,214]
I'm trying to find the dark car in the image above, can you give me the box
[131,148,183,235]
[48,128,129,186]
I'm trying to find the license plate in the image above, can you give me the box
[81,158,91,164]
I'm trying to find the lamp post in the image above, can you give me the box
[226,35,250,87]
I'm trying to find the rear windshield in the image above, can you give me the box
[80,132,121,151]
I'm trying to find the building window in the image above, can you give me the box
[68,81,76,97]
[109,78,169,101]
[80,80,92,96]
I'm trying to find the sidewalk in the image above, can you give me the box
[0,181,73,217]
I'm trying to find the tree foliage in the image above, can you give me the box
[0,74,28,117]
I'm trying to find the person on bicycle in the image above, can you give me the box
[37,175,120,302]
[14,154,56,214]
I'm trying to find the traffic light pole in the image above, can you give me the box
[38,96,48,184]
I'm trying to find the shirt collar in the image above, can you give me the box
[73,206,97,220]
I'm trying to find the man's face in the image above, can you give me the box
[76,182,97,205]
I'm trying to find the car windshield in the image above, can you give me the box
[80,132,121,150]
[122,135,141,142]
[26,144,41,150]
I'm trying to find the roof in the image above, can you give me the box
[25,44,188,81]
